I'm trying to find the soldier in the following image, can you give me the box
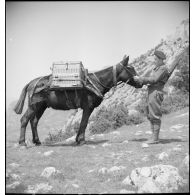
[133,50,169,144]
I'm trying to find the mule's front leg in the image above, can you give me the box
[76,108,93,145]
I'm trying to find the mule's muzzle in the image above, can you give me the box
[126,77,143,88]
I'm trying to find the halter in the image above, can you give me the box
[92,62,133,90]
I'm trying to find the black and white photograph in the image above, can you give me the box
[5,1,189,194]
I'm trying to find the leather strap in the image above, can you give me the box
[112,65,117,87]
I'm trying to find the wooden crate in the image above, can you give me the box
[50,61,85,89]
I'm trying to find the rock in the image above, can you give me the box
[130,168,143,186]
[158,152,169,160]
[153,165,184,192]
[13,143,19,148]
[142,143,149,148]
[96,134,104,137]
[122,140,128,144]
[88,169,95,173]
[102,143,111,147]
[25,183,53,193]
[170,124,185,130]
[141,156,149,162]
[135,132,142,136]
[182,154,189,171]
[108,166,126,172]
[65,135,76,143]
[130,164,185,193]
[6,181,21,189]
[10,173,21,180]
[72,184,79,188]
[111,131,120,135]
[43,150,54,156]
[138,178,161,193]
[120,189,135,193]
[98,167,108,174]
[9,163,20,168]
[122,175,132,185]
[41,167,57,178]
[172,147,182,151]
[140,167,152,177]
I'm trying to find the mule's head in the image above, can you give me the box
[117,56,143,88]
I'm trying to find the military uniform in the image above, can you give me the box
[138,51,169,144]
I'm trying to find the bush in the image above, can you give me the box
[88,103,144,135]
[88,117,112,134]
[44,121,80,144]
[134,89,189,115]
[169,47,189,92]
[126,111,145,125]
[161,91,189,114]
[44,129,68,144]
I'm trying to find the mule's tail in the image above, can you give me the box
[14,83,30,114]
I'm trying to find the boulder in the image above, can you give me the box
[182,154,189,171]
[43,150,54,156]
[6,181,21,189]
[25,183,53,193]
[130,164,185,193]
[158,152,169,160]
[41,167,59,178]
[138,178,161,193]
[122,175,132,185]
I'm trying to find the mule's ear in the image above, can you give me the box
[123,55,128,59]
[122,55,129,66]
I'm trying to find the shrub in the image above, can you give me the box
[88,117,112,134]
[44,129,68,144]
[134,89,189,115]
[88,103,144,134]
[169,47,189,93]
[126,111,145,125]
[161,91,189,114]
[44,121,80,144]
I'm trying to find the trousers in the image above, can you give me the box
[146,89,164,124]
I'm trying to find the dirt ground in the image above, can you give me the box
[6,107,189,193]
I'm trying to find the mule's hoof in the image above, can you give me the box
[76,140,86,146]
[19,141,27,147]
[33,140,41,146]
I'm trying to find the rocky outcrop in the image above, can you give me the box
[61,19,189,136]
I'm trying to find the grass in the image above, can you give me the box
[6,107,189,193]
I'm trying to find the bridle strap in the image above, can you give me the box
[92,61,132,91]
[113,64,117,87]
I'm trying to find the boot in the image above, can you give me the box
[146,121,160,144]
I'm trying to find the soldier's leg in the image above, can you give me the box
[145,91,162,144]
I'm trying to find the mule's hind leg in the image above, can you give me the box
[76,108,93,145]
[30,104,47,146]
[19,107,35,146]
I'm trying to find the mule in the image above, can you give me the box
[14,56,141,146]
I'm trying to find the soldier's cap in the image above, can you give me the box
[154,50,166,60]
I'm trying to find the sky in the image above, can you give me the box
[6,1,189,102]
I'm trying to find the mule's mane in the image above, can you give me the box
[88,65,113,76]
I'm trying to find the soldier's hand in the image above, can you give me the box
[133,76,143,86]
[133,76,140,82]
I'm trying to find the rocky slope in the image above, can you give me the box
[61,18,189,135]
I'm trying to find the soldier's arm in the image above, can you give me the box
[140,65,154,77]
[139,67,168,85]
